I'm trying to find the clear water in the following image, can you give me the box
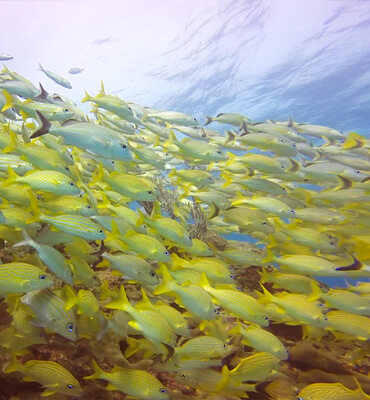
[2,0,370,136]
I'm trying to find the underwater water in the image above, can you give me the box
[0,1,369,400]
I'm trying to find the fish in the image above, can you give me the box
[230,322,289,360]
[13,230,74,285]
[68,67,84,74]
[31,111,132,162]
[85,360,169,399]
[153,264,218,321]
[39,63,72,89]
[200,273,270,326]
[5,356,82,397]
[21,288,78,341]
[0,53,13,61]
[297,380,370,400]
[0,263,54,297]
[105,285,177,346]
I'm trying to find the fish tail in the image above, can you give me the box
[163,130,177,148]
[81,90,92,103]
[135,208,148,227]
[307,281,323,302]
[334,175,352,190]
[1,89,15,112]
[204,116,213,126]
[342,132,365,149]
[199,272,211,291]
[89,163,104,187]
[84,360,107,381]
[4,355,20,374]
[105,285,132,312]
[64,285,78,311]
[221,172,233,188]
[30,111,51,138]
[230,190,246,206]
[259,267,269,284]
[12,229,35,248]
[262,248,275,264]
[225,130,236,144]
[124,337,141,358]
[258,284,275,305]
[38,63,45,72]
[2,128,19,153]
[153,264,175,295]
[99,81,106,96]
[215,365,231,392]
[2,166,18,187]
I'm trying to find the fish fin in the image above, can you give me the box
[89,163,104,187]
[30,111,51,138]
[257,284,275,305]
[199,272,211,291]
[12,229,34,248]
[84,359,106,381]
[215,365,231,392]
[135,208,148,227]
[334,175,352,190]
[342,132,365,149]
[204,116,213,126]
[1,89,15,112]
[41,388,56,397]
[128,320,140,330]
[34,82,49,100]
[2,166,18,187]
[152,264,175,295]
[225,130,236,143]
[259,267,269,284]
[64,285,78,311]
[4,355,20,374]
[262,248,275,264]
[307,281,323,302]
[81,90,92,103]
[106,383,117,391]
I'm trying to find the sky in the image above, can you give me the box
[1,0,370,134]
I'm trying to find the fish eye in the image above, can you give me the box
[149,271,156,277]
[279,139,284,143]
[222,343,226,348]
[285,349,289,353]
[111,160,115,165]
[86,205,92,209]
[208,177,213,180]
[356,170,360,174]
[164,250,170,256]
[159,388,167,393]
[128,107,132,111]
[290,210,295,214]
[330,242,335,246]
[147,190,152,194]
[122,144,127,149]
[69,181,75,186]
[78,193,83,198]
[217,150,222,154]
[188,235,192,240]
[264,316,269,320]
[67,324,75,332]
[292,142,296,147]
[99,229,104,234]
[39,274,47,280]
[67,384,74,390]
[65,166,69,171]
[181,374,186,379]
[230,275,236,279]
[64,108,69,112]
[323,316,328,321]
[262,222,267,225]
[154,187,158,190]
[282,187,286,192]
[193,117,197,121]
[187,326,191,330]
[143,224,147,229]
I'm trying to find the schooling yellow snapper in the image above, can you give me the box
[0,64,369,400]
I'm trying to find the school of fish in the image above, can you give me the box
[0,61,369,400]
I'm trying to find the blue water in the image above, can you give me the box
[2,0,370,136]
